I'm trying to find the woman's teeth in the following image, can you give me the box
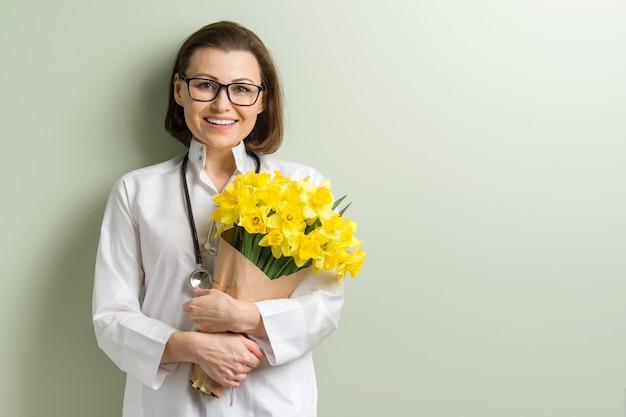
[206,118,235,125]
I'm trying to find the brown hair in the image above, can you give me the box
[164,21,284,154]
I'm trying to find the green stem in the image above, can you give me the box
[249,233,263,264]
[272,257,301,279]
[265,256,288,279]
[234,227,243,252]
[258,248,273,273]
[241,229,252,260]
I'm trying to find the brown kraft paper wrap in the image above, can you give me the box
[189,228,309,398]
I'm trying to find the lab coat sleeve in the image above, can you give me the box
[252,270,345,366]
[92,178,178,389]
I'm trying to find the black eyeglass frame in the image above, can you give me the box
[178,74,264,106]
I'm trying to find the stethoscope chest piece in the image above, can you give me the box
[189,268,212,289]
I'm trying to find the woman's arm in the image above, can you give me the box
[185,271,344,366]
[184,288,268,337]
[93,178,180,389]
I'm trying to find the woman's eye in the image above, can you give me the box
[195,81,217,90]
[232,85,252,94]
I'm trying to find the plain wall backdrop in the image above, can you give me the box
[2,0,626,416]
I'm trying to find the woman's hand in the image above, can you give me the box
[192,332,264,388]
[162,331,264,388]
[184,288,266,336]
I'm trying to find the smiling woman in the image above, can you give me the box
[91,21,345,417]
[164,22,284,154]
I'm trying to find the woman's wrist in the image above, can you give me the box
[162,331,201,365]
[233,301,266,338]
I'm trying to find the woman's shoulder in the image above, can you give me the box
[257,154,324,183]
[118,153,185,182]
[109,153,185,195]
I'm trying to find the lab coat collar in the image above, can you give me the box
[188,140,258,175]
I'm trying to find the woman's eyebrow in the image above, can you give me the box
[188,73,258,84]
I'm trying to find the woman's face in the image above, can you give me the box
[174,47,264,153]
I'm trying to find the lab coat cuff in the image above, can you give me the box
[97,321,179,390]
[252,299,305,366]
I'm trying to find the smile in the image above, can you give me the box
[205,118,236,126]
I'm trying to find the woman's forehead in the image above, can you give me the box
[186,47,262,83]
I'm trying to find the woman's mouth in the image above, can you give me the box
[205,117,236,126]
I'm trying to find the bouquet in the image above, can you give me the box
[189,168,365,398]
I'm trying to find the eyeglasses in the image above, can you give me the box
[179,74,264,106]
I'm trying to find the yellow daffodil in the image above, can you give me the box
[319,240,347,269]
[236,168,272,190]
[341,246,366,280]
[239,206,268,235]
[319,212,348,240]
[268,200,306,236]
[258,229,290,259]
[301,179,334,221]
[290,230,327,267]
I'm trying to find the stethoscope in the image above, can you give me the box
[181,150,261,289]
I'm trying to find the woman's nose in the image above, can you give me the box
[211,87,231,110]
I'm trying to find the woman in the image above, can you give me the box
[92,21,344,417]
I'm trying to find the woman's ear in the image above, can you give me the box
[257,93,265,114]
[173,73,184,106]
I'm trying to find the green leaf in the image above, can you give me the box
[332,194,352,217]
[338,201,352,217]
[332,195,348,211]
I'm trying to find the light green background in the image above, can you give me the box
[2,1,626,416]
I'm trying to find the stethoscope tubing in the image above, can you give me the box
[181,150,260,288]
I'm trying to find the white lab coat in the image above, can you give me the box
[93,140,344,416]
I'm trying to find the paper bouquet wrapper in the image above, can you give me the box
[189,228,309,398]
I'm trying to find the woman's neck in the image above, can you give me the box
[203,149,237,192]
